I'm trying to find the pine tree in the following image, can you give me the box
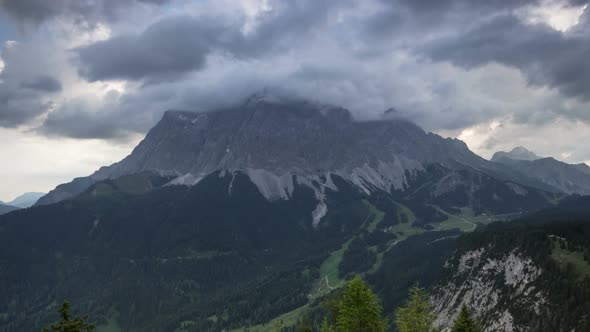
[43,301,96,332]
[320,317,336,332]
[336,276,387,332]
[451,305,480,332]
[395,285,436,332]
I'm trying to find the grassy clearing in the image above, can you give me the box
[231,304,310,332]
[395,201,416,224]
[551,239,590,278]
[434,207,499,232]
[310,200,385,299]
[363,200,385,232]
[437,214,474,232]
[389,202,422,241]
[368,245,392,274]
[368,201,423,272]
[310,238,353,300]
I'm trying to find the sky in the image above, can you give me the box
[0,0,589,201]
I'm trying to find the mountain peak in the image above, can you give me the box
[491,146,540,162]
[6,192,45,208]
[37,97,485,206]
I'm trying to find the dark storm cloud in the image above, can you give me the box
[75,0,351,82]
[378,0,585,17]
[366,0,589,41]
[75,15,231,82]
[423,11,590,101]
[0,0,170,24]
[41,107,130,140]
[0,86,51,127]
[6,0,589,144]
[357,0,590,103]
[233,0,351,56]
[20,75,62,92]
[365,0,535,36]
[39,91,152,140]
[0,40,58,127]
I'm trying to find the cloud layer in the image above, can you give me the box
[1,0,590,163]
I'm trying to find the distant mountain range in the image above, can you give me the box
[5,192,45,208]
[491,146,541,162]
[2,95,590,331]
[0,202,19,216]
[0,192,45,216]
[491,146,590,195]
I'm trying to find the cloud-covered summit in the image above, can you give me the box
[1,0,590,198]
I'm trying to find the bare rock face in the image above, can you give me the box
[431,247,546,332]
[37,95,486,207]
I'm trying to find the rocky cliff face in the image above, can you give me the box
[38,95,487,206]
[431,247,546,332]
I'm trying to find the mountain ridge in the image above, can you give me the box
[37,97,551,208]
[6,192,45,208]
[0,202,19,216]
[491,148,590,195]
[491,146,541,162]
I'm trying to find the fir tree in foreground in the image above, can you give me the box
[335,276,388,332]
[43,301,96,332]
[451,305,480,332]
[320,317,336,332]
[395,285,436,332]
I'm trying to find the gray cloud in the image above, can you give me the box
[0,0,586,164]
[74,0,350,83]
[0,0,169,24]
[0,40,59,127]
[75,15,234,82]
[41,106,132,140]
[40,90,152,140]
[423,11,590,101]
[21,75,62,92]
[0,86,51,127]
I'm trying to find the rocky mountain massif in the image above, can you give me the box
[37,96,554,208]
[1,96,588,331]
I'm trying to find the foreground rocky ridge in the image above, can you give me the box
[431,210,590,332]
[432,248,546,332]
